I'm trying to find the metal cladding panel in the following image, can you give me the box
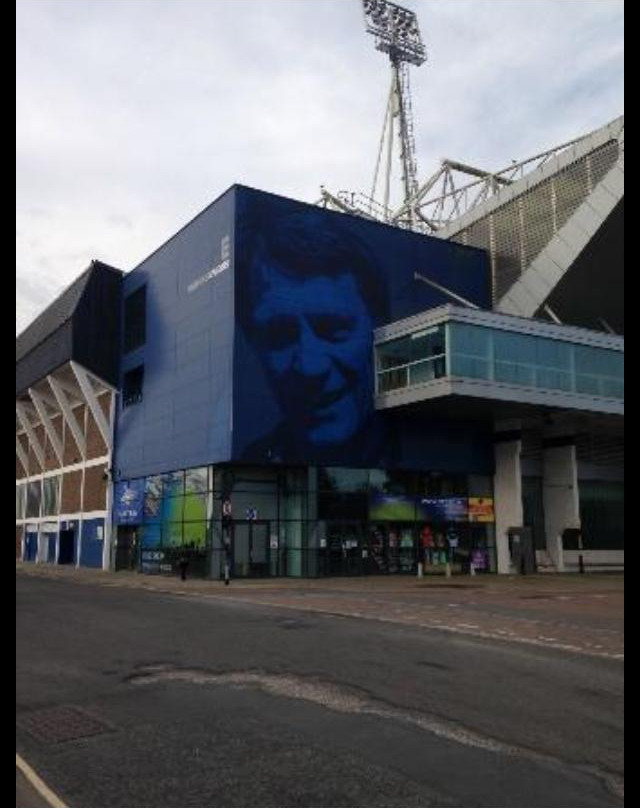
[72,264,123,385]
[232,187,493,472]
[16,262,122,395]
[16,320,73,396]
[115,188,236,480]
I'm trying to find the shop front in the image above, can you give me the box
[113,464,496,578]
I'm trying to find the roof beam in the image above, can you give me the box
[16,401,45,469]
[28,387,64,466]
[70,361,112,450]
[16,438,29,474]
[47,375,86,459]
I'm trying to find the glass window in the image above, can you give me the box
[369,469,411,495]
[493,331,536,364]
[183,521,206,548]
[123,285,146,353]
[536,339,572,370]
[318,467,369,492]
[16,484,26,520]
[409,356,445,384]
[145,475,163,498]
[162,522,183,547]
[26,481,41,518]
[185,467,209,494]
[410,324,446,361]
[42,476,60,516]
[378,366,408,392]
[123,365,144,407]
[449,323,490,358]
[376,337,411,371]
[495,360,535,387]
[162,470,184,496]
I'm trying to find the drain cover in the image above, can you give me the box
[17,705,111,744]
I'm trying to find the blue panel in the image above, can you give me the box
[232,187,492,470]
[115,187,236,480]
[24,532,38,562]
[45,533,57,563]
[80,519,105,568]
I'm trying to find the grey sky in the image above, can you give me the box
[16,0,624,334]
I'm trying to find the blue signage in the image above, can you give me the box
[114,480,144,524]
[419,497,468,522]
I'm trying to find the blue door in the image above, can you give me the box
[46,533,57,563]
[24,532,38,562]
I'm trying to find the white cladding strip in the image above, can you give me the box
[28,388,64,465]
[16,438,29,474]
[47,375,87,459]
[16,402,45,469]
[70,362,112,450]
[16,454,110,485]
[497,161,624,318]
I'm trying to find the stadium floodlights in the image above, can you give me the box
[362,0,426,66]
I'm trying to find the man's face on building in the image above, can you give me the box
[251,264,375,447]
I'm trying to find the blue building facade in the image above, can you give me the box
[112,186,498,577]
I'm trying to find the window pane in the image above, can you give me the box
[123,286,146,353]
[318,467,369,492]
[450,355,490,379]
[449,324,490,358]
[376,337,411,370]
[183,521,206,548]
[42,476,60,516]
[185,467,209,493]
[26,481,41,518]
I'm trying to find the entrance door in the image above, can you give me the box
[115,526,138,571]
[58,530,75,565]
[231,521,270,578]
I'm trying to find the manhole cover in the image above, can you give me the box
[17,705,111,744]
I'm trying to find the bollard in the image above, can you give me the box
[469,561,476,576]
[444,561,451,578]
[417,562,423,578]
[224,561,230,586]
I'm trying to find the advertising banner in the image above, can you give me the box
[468,497,495,522]
[114,480,144,524]
[418,497,468,522]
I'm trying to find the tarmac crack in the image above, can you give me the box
[127,664,623,801]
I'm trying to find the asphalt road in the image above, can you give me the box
[16,574,624,808]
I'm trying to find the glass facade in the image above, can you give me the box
[115,463,496,578]
[376,320,624,400]
[377,324,446,393]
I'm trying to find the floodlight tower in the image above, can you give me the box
[362,0,426,224]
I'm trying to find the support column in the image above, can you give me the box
[493,425,523,574]
[543,437,580,571]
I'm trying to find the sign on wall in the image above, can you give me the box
[114,480,144,524]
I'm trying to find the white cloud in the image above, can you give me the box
[16,0,623,334]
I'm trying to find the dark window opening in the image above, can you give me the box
[124,286,146,353]
[123,365,144,407]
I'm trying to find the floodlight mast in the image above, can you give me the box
[362,0,426,225]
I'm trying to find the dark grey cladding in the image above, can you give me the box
[16,260,123,396]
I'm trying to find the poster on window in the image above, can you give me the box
[418,497,467,522]
[468,497,495,522]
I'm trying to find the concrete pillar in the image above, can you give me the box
[543,439,580,570]
[493,428,523,574]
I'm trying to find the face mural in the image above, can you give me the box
[236,199,388,465]
[233,188,493,471]
[251,267,374,448]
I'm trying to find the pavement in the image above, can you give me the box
[16,560,624,661]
